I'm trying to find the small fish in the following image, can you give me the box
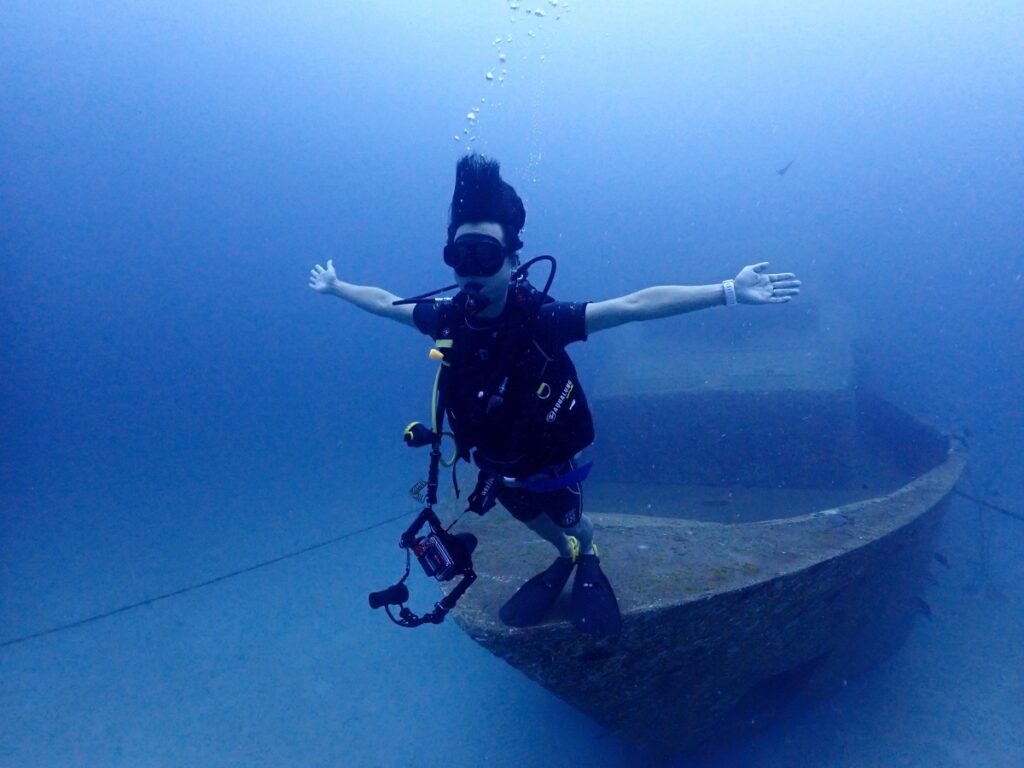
[776,159,795,176]
[923,573,939,586]
[934,552,950,568]
[913,597,933,621]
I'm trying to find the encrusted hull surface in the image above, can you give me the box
[447,440,964,755]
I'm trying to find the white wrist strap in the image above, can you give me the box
[722,279,737,307]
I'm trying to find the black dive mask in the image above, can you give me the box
[443,233,507,277]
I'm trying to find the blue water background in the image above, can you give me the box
[2,1,1022,765]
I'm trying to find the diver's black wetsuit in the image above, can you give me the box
[412,297,592,528]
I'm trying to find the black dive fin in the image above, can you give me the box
[570,554,622,637]
[499,556,576,628]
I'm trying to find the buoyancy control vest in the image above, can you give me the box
[432,280,594,480]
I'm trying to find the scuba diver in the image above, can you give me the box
[309,154,801,638]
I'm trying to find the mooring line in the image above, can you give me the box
[0,509,414,650]
[953,488,1024,523]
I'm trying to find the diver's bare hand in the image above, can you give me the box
[309,259,340,294]
[734,262,801,305]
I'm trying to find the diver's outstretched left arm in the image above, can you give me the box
[584,262,800,335]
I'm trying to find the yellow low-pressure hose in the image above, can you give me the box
[430,350,458,467]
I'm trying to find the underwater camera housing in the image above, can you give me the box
[412,527,477,583]
[368,507,478,628]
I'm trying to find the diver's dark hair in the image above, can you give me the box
[447,154,525,253]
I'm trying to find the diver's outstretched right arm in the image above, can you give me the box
[309,259,415,327]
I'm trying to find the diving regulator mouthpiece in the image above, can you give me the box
[452,286,490,317]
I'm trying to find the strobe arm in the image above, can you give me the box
[384,568,477,628]
[438,568,476,613]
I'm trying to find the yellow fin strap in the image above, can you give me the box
[567,536,581,563]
